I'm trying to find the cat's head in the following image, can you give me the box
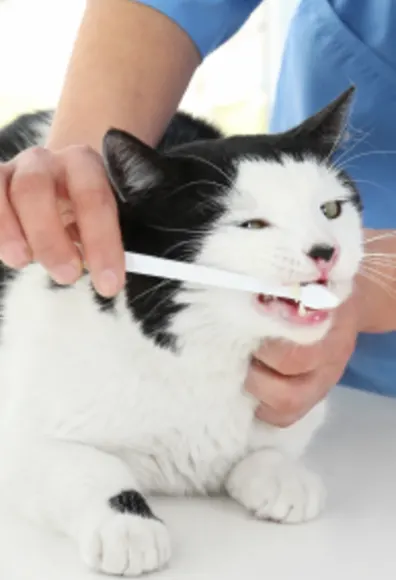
[102,87,363,347]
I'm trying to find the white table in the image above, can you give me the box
[1,386,396,579]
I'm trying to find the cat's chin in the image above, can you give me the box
[278,316,333,345]
[258,315,332,346]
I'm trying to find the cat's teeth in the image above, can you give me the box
[298,301,307,317]
[292,284,303,303]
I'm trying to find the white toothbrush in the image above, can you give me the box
[124,252,339,310]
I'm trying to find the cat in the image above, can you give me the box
[0,86,362,577]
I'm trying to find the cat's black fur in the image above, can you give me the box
[109,490,157,519]
[0,88,361,349]
[0,110,52,161]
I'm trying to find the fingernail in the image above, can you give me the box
[51,261,80,285]
[97,269,119,297]
[0,242,30,268]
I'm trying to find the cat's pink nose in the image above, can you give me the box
[307,244,338,277]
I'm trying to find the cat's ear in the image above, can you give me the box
[290,85,355,154]
[102,128,166,203]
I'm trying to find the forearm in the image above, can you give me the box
[47,0,200,151]
[357,228,396,333]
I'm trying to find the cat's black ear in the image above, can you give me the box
[102,128,165,203]
[290,86,355,154]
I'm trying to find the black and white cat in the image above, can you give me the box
[0,87,362,577]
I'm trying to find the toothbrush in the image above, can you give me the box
[124,252,339,310]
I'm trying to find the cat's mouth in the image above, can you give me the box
[256,282,331,327]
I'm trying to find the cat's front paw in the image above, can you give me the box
[226,449,326,524]
[78,491,171,576]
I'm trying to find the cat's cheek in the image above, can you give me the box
[331,280,355,305]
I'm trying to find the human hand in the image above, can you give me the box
[245,297,359,427]
[0,145,125,296]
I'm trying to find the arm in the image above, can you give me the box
[1,0,255,294]
[47,0,201,150]
[48,0,260,151]
[357,228,396,333]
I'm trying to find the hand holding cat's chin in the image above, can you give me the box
[244,294,359,428]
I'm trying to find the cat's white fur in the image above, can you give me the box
[0,157,362,576]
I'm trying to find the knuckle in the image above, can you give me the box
[26,145,48,160]
[62,153,114,213]
[9,167,53,204]
[62,144,101,174]
[14,146,50,171]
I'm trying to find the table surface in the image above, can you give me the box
[1,385,396,580]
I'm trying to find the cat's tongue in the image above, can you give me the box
[257,294,330,326]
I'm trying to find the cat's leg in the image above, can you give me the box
[225,404,326,524]
[1,438,171,576]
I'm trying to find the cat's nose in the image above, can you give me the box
[307,244,336,263]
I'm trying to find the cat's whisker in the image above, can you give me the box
[359,266,396,300]
[323,100,352,165]
[128,278,172,305]
[162,239,196,260]
[364,251,396,259]
[363,258,396,267]
[332,127,371,167]
[360,264,395,282]
[336,149,396,172]
[139,286,179,324]
[178,153,235,187]
[148,223,213,236]
[360,277,396,302]
[174,153,255,203]
[168,179,228,197]
[364,231,396,244]
[351,178,390,192]
[363,261,396,273]
[363,257,396,265]
[358,271,393,298]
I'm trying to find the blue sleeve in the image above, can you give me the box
[135,0,262,58]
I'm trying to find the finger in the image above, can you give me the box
[63,146,125,297]
[246,359,313,417]
[9,148,81,283]
[0,163,31,268]
[254,401,308,428]
[254,340,322,376]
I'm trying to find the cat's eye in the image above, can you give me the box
[321,200,343,220]
[239,219,270,230]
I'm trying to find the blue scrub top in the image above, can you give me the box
[138,0,396,396]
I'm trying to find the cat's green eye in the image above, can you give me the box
[239,219,270,230]
[321,200,343,220]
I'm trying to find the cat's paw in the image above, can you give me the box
[78,500,171,576]
[226,449,326,524]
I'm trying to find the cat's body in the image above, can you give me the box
[0,88,362,576]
